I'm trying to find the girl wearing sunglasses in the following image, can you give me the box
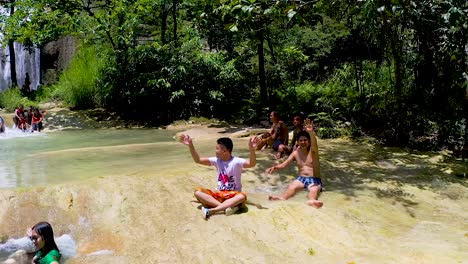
[28,222,61,264]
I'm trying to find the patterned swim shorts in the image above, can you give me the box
[296,176,322,191]
[195,188,247,204]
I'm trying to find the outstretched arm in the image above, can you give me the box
[244,136,259,168]
[265,150,296,174]
[304,119,318,156]
[304,119,320,177]
[178,134,211,166]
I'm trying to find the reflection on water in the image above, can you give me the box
[0,129,177,188]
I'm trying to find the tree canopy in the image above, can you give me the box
[1,0,467,149]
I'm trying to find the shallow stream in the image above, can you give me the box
[0,128,178,188]
[0,125,466,263]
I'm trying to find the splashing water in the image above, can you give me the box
[0,127,45,140]
[0,237,34,260]
[0,234,76,262]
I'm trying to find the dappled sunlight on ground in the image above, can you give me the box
[0,127,467,263]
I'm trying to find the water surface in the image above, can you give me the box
[0,128,177,188]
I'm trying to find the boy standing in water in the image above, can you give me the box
[265,119,323,208]
[179,134,258,219]
[13,104,24,128]
[0,116,5,134]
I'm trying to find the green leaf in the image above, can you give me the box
[287,9,297,20]
[229,24,238,32]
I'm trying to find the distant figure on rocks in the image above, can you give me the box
[13,104,24,127]
[25,106,34,126]
[179,134,259,220]
[275,114,305,159]
[31,108,44,132]
[13,104,28,131]
[255,111,289,158]
[22,73,31,94]
[0,115,5,134]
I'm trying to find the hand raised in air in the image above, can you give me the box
[178,134,193,145]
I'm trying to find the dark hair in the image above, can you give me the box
[297,131,311,141]
[217,137,233,153]
[32,222,59,256]
[294,114,303,121]
[271,111,280,119]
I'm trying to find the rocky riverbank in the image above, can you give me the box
[0,109,467,264]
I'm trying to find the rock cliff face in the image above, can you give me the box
[41,36,78,86]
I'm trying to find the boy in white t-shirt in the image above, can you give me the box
[179,134,258,219]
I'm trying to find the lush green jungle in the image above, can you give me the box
[1,0,467,151]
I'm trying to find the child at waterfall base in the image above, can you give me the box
[179,134,258,220]
[28,221,61,264]
[0,116,5,133]
[13,104,24,128]
[265,119,323,208]
[31,108,44,132]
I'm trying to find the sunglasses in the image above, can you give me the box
[29,235,40,242]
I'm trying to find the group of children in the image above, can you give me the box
[4,112,313,264]
[12,104,44,132]
[179,111,323,220]
[255,111,310,160]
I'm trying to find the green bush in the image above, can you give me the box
[53,44,108,109]
[0,88,38,112]
[29,85,58,103]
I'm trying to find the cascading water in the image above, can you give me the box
[0,7,40,92]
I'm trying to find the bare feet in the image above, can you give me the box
[268,195,285,201]
[306,199,323,208]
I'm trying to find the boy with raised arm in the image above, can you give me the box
[265,119,323,208]
[179,134,258,219]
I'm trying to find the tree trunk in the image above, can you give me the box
[161,1,169,44]
[8,4,17,87]
[266,33,283,89]
[386,21,403,96]
[390,39,403,96]
[172,0,178,45]
[257,32,268,107]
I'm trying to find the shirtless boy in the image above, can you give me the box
[256,111,289,157]
[265,119,323,208]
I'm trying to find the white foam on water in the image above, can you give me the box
[0,237,34,259]
[55,234,77,260]
[86,250,114,256]
[0,234,76,262]
[0,127,44,140]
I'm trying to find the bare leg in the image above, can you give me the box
[275,144,288,159]
[256,138,269,150]
[194,190,221,208]
[306,185,323,208]
[209,193,246,215]
[269,180,303,201]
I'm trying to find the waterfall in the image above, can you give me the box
[0,7,40,92]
